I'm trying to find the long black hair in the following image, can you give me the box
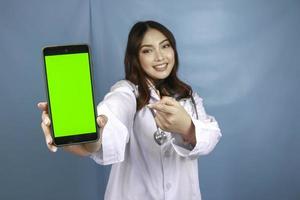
[124,20,192,110]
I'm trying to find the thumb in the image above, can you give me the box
[97,115,108,128]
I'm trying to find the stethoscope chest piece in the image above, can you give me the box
[149,94,199,146]
[153,128,168,145]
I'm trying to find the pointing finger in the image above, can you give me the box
[147,103,175,114]
[160,96,177,106]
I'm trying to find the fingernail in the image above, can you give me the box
[52,146,57,152]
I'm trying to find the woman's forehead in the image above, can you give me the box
[141,29,168,45]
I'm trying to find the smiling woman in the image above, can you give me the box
[38,20,222,200]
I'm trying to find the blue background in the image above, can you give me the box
[0,0,299,199]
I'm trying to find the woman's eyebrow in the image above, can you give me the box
[140,39,169,48]
[159,39,169,44]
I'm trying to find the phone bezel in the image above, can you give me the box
[42,44,99,146]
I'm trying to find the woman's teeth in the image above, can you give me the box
[153,63,167,71]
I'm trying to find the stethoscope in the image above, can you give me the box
[150,95,199,145]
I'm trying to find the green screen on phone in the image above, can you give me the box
[45,53,96,138]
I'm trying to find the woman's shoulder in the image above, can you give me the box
[110,80,138,97]
[191,91,203,102]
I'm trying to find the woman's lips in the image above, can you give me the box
[153,63,168,71]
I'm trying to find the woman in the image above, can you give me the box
[38,20,222,200]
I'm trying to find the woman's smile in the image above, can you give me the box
[153,63,168,71]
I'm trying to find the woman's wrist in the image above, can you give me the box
[181,119,196,146]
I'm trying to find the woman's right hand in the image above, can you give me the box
[37,102,107,156]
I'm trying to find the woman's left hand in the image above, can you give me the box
[148,96,196,144]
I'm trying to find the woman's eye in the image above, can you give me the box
[162,43,171,48]
[142,49,152,54]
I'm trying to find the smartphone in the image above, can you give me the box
[42,44,99,146]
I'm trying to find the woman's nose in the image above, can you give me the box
[154,50,164,61]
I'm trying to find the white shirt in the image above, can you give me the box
[90,80,222,200]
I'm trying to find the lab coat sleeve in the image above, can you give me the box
[171,92,222,159]
[90,80,136,165]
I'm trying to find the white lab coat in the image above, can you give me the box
[90,80,222,200]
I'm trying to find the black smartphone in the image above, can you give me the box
[42,44,99,146]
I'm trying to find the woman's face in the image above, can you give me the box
[138,28,175,82]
